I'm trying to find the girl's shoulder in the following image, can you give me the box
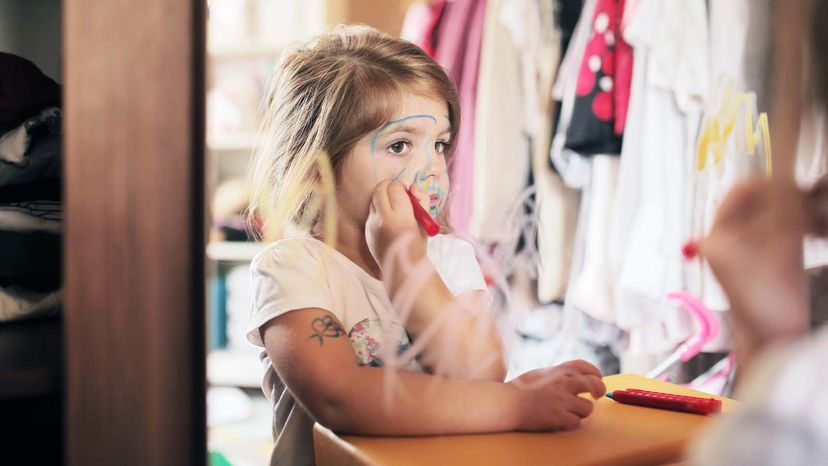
[251,236,335,270]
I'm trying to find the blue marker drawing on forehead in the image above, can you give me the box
[369,114,439,181]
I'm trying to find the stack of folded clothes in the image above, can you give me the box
[0,52,62,322]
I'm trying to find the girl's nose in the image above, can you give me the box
[416,143,442,178]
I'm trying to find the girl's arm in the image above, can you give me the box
[367,180,505,382]
[383,247,505,381]
[261,308,604,436]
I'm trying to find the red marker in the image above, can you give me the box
[406,189,440,237]
[606,389,721,415]
[682,240,699,260]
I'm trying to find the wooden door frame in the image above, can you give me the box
[64,1,206,464]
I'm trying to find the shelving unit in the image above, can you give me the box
[207,241,266,262]
[207,133,260,152]
[205,0,329,390]
[208,42,284,59]
[207,348,264,388]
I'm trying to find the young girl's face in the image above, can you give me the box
[338,93,451,225]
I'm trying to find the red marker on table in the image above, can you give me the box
[606,388,721,415]
[406,189,440,237]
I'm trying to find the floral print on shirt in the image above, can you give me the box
[348,318,415,369]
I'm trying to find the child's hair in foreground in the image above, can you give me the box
[247,25,460,240]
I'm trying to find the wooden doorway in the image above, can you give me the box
[64,1,206,464]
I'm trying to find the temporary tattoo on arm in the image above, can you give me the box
[308,316,346,346]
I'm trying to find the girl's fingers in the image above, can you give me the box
[586,375,606,399]
[387,181,411,213]
[371,179,393,213]
[559,359,602,379]
[563,375,605,400]
[567,395,595,418]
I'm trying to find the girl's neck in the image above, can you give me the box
[318,221,382,280]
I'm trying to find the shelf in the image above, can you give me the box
[207,241,266,262]
[207,133,259,152]
[207,348,263,388]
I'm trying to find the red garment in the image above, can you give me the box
[421,0,448,58]
[573,0,632,136]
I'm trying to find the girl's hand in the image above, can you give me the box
[508,360,605,432]
[366,180,428,268]
[699,178,810,366]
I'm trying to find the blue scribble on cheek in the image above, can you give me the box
[391,166,406,181]
[367,114,438,183]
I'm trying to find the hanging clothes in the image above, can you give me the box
[608,0,708,365]
[548,0,587,170]
[551,153,624,374]
[433,0,488,235]
[550,0,597,189]
[550,0,628,323]
[690,0,774,322]
[569,154,620,321]
[519,0,580,303]
[557,0,587,57]
[420,0,448,58]
[542,0,626,370]
[564,0,632,155]
[400,1,432,45]
[469,0,530,242]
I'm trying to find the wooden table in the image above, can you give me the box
[314,374,734,466]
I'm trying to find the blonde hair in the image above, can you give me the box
[247,25,460,241]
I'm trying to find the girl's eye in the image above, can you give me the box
[435,140,450,155]
[387,140,410,155]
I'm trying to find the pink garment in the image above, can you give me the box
[434,0,487,234]
[400,1,432,45]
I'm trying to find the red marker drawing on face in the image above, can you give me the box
[406,189,440,236]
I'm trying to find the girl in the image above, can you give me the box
[690,2,828,464]
[246,25,605,466]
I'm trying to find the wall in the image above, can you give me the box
[326,0,415,36]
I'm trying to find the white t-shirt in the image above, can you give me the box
[691,325,828,465]
[246,234,490,466]
[692,326,828,466]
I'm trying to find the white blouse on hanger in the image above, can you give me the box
[608,0,708,358]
